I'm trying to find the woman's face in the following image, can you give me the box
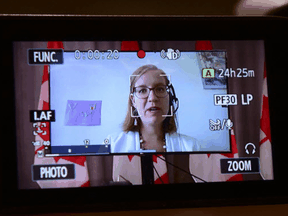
[131,70,170,127]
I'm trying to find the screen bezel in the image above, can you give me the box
[1,15,287,214]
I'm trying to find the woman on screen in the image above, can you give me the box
[108,64,200,153]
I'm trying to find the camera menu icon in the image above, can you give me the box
[32,141,41,146]
[37,150,44,158]
[160,48,181,60]
[202,68,215,78]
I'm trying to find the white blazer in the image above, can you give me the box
[107,131,200,153]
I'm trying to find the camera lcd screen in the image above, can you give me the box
[13,40,273,189]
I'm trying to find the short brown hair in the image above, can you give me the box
[122,64,177,133]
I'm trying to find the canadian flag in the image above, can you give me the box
[189,129,242,182]
[189,41,243,182]
[113,41,169,184]
[34,41,90,188]
[259,62,273,180]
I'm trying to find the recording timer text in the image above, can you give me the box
[74,50,119,60]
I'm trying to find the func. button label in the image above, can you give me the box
[28,49,63,65]
[32,164,75,181]
[220,158,259,174]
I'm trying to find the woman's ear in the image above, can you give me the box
[130,93,136,107]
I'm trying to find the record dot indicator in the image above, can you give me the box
[137,50,146,59]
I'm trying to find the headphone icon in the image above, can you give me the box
[168,83,179,114]
[245,143,256,155]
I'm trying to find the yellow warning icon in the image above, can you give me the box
[202,68,215,78]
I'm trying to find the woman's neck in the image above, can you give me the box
[140,123,164,141]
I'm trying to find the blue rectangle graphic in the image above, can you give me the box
[64,100,102,126]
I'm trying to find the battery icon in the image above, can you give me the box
[202,68,215,78]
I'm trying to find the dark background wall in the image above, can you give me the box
[0,0,239,15]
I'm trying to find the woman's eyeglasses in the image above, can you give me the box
[133,85,169,99]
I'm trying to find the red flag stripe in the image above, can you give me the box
[260,63,271,146]
[260,96,271,142]
[121,41,139,51]
[128,155,135,162]
[35,145,45,155]
[195,41,213,51]
[260,136,269,146]
[227,174,243,182]
[259,61,273,180]
[152,154,164,163]
[43,101,49,110]
[80,180,91,187]
[42,65,49,84]
[54,156,87,167]
[47,41,64,49]
[154,173,169,184]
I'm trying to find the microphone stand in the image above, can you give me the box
[140,154,154,185]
